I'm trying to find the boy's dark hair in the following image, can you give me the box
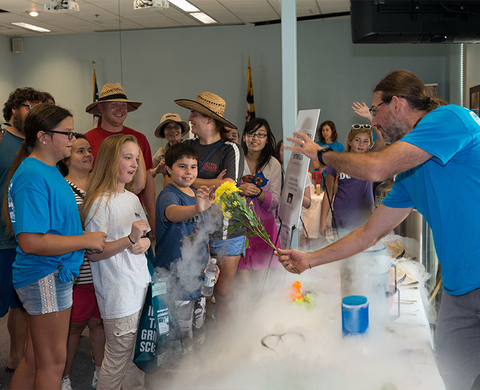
[164,142,199,172]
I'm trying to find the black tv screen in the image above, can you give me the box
[351,0,480,43]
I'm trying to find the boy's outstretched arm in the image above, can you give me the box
[165,185,215,223]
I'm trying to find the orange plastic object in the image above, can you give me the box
[291,281,303,301]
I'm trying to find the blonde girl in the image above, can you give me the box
[83,134,151,390]
[320,125,376,236]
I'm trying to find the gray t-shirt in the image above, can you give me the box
[185,138,245,241]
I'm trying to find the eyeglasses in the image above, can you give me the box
[369,98,392,117]
[352,124,372,129]
[246,132,267,139]
[21,104,34,110]
[47,130,77,140]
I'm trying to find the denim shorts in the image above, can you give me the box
[209,235,245,257]
[16,270,74,315]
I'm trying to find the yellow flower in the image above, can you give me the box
[215,181,239,199]
[233,201,238,206]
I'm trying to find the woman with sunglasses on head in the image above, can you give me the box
[319,124,384,238]
[237,118,282,294]
[351,101,386,151]
[2,104,106,389]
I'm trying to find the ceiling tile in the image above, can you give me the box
[0,0,350,36]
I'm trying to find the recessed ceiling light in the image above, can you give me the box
[11,22,51,33]
[29,11,39,17]
[169,0,199,13]
[190,12,217,24]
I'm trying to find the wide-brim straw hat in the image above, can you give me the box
[155,113,190,138]
[85,83,142,115]
[175,91,237,130]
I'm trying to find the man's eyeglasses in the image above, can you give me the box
[21,104,34,110]
[352,124,372,130]
[47,130,77,140]
[246,132,267,139]
[369,98,392,117]
[165,124,181,130]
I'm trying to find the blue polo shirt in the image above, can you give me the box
[383,105,480,295]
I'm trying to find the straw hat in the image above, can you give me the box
[175,91,237,129]
[154,113,190,139]
[85,83,142,115]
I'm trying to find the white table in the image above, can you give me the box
[157,260,446,390]
[302,191,323,239]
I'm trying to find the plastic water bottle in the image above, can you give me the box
[202,258,217,297]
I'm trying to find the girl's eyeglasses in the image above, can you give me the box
[47,130,77,140]
[352,124,372,130]
[245,132,267,139]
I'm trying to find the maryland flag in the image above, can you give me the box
[92,61,102,128]
[245,55,255,125]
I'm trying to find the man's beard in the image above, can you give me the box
[12,111,25,135]
[378,111,411,144]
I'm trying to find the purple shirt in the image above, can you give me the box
[326,166,374,230]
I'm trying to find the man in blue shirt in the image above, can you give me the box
[0,87,46,372]
[279,69,480,390]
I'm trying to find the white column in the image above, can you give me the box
[281,0,299,249]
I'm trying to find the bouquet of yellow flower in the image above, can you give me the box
[213,181,276,251]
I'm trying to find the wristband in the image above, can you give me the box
[317,146,333,166]
[255,188,263,198]
[128,235,136,245]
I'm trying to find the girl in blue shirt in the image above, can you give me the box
[3,104,106,390]
[312,120,345,172]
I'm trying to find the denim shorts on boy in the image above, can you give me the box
[209,235,245,257]
[0,249,23,317]
[71,283,101,322]
[16,269,74,315]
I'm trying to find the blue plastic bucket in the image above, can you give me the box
[342,295,369,337]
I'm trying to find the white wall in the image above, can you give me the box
[297,20,460,143]
[0,35,15,120]
[3,19,463,148]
